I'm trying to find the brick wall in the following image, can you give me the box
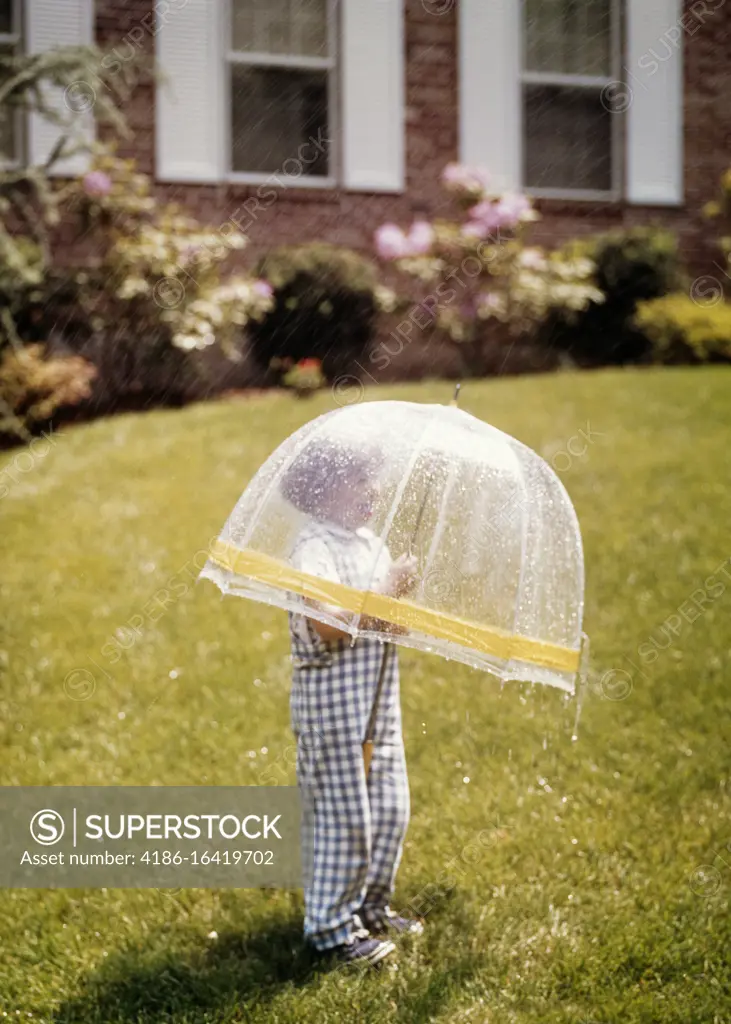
[90,0,731,380]
[530,0,731,276]
[100,0,461,251]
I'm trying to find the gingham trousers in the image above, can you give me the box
[291,637,410,950]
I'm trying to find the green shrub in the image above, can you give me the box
[249,243,389,378]
[634,294,731,364]
[592,227,682,302]
[540,227,684,364]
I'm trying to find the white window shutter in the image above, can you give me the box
[156,0,223,183]
[459,0,520,193]
[26,0,95,176]
[626,0,683,205]
[342,0,404,192]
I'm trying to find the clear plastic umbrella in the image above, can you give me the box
[200,398,586,694]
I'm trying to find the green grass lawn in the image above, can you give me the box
[1,368,730,1023]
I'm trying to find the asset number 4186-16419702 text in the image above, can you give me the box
[140,850,275,866]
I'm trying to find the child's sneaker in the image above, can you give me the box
[364,907,424,936]
[337,921,396,966]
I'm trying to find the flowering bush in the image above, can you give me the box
[0,43,148,353]
[373,163,602,372]
[0,42,269,435]
[0,141,274,429]
[0,45,273,431]
[75,150,273,355]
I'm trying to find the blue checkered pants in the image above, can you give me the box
[290,638,410,950]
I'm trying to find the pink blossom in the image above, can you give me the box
[442,163,468,186]
[374,222,409,261]
[406,219,434,256]
[82,170,113,197]
[470,200,503,229]
[441,163,491,194]
[252,279,274,300]
[464,199,503,239]
[494,193,532,227]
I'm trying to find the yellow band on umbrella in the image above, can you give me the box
[207,539,581,674]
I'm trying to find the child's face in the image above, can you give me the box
[328,467,380,529]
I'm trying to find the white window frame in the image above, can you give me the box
[0,0,24,169]
[224,0,339,189]
[520,0,624,202]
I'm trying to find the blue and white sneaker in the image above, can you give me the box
[337,919,396,966]
[362,907,424,936]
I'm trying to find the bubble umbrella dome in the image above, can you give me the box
[200,400,586,693]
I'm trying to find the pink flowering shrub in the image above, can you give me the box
[75,149,274,354]
[374,164,602,370]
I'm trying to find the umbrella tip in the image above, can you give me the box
[450,382,461,408]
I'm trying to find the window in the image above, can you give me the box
[521,0,621,197]
[227,0,335,182]
[0,0,22,165]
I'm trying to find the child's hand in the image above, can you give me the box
[360,614,408,636]
[386,553,419,598]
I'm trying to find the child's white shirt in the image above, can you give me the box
[289,519,393,650]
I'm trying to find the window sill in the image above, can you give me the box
[529,186,620,203]
[532,193,687,216]
[221,175,342,205]
[227,172,336,189]
[223,175,405,200]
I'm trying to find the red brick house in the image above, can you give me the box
[10,1,727,247]
[7,0,731,377]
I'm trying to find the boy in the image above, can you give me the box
[282,442,423,966]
